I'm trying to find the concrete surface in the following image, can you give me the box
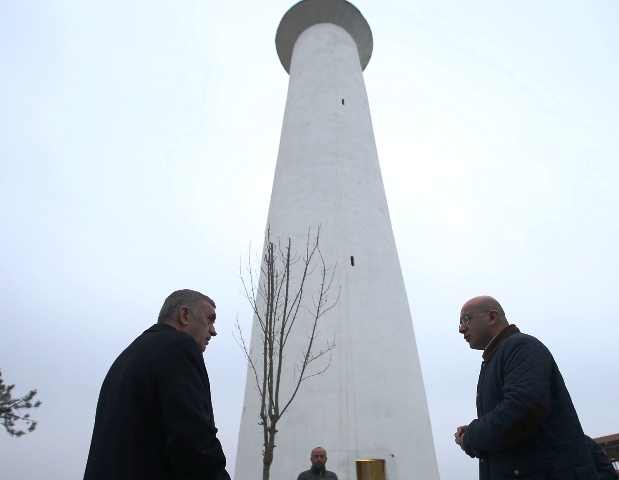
[235,4,440,479]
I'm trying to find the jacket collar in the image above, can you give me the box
[310,465,326,475]
[483,324,520,361]
[145,323,178,333]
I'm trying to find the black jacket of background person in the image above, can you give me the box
[297,466,338,479]
[84,323,231,480]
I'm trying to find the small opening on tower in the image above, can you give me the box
[350,256,355,266]
[342,99,345,105]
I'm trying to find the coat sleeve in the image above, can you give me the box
[157,334,231,480]
[464,337,553,454]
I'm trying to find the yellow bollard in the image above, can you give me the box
[355,459,386,480]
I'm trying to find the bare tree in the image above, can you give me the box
[0,369,41,437]
[235,226,339,480]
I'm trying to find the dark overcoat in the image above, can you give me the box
[84,324,230,480]
[463,325,597,480]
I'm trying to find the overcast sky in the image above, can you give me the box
[1,1,618,479]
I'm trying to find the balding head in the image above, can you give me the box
[459,296,509,350]
[310,447,327,469]
[461,296,506,320]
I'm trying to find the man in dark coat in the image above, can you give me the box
[454,295,597,480]
[84,289,231,480]
[297,447,338,479]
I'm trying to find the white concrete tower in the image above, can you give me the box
[235,1,440,479]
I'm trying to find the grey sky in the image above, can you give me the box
[1,1,618,479]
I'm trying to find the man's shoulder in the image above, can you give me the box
[104,324,205,392]
[498,331,553,364]
[134,324,198,350]
[502,331,548,351]
[115,324,201,367]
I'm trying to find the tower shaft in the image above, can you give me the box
[235,3,440,479]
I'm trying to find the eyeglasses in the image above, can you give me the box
[459,311,489,326]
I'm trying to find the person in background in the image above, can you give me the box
[297,447,338,479]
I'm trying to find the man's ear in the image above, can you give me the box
[178,306,191,327]
[488,310,499,325]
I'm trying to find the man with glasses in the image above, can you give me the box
[454,295,596,480]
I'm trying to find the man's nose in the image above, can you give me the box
[459,324,467,333]
[210,326,218,336]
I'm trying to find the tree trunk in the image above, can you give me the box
[262,441,274,480]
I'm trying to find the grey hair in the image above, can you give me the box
[157,289,216,324]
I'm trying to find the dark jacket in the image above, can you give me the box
[584,435,618,480]
[84,324,230,480]
[297,466,338,479]
[463,325,597,480]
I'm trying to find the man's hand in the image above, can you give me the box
[454,425,468,451]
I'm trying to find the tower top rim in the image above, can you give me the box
[275,0,373,74]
